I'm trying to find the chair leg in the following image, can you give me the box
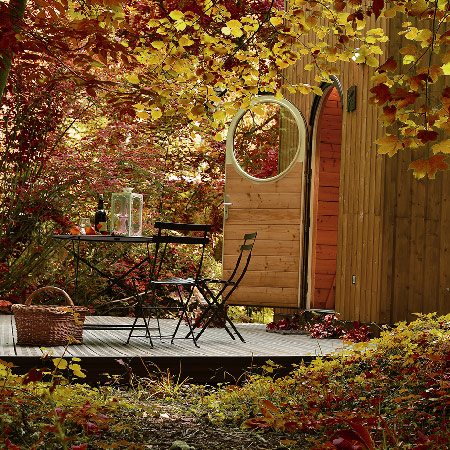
[224,315,245,342]
[171,285,199,347]
[194,303,245,343]
[127,282,153,347]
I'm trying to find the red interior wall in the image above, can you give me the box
[312,88,342,309]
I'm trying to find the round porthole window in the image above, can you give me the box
[226,96,305,181]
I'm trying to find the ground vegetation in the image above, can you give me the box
[0,314,448,449]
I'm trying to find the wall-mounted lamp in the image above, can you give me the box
[347,85,357,112]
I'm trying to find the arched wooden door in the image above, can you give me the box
[307,86,343,310]
[222,96,307,308]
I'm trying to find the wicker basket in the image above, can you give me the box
[12,286,89,346]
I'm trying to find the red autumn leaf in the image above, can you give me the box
[391,88,419,108]
[22,367,45,385]
[380,105,396,124]
[409,155,449,179]
[417,129,438,144]
[372,0,384,19]
[86,87,96,97]
[84,421,99,435]
[5,440,21,450]
[409,74,431,90]
[377,56,397,73]
[70,445,87,450]
[334,0,347,11]
[330,430,367,449]
[242,417,273,429]
[345,420,376,450]
[441,87,450,102]
[369,83,391,105]
[261,399,279,417]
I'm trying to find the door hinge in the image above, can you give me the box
[305,169,312,184]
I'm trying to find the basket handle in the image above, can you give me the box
[25,286,74,307]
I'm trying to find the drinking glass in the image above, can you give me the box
[79,218,91,235]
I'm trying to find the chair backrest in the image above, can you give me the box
[151,221,211,281]
[223,232,257,298]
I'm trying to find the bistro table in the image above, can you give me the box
[53,234,153,333]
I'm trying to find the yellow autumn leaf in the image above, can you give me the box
[136,110,150,120]
[152,41,165,50]
[213,110,226,121]
[179,36,194,47]
[376,135,404,156]
[443,63,450,75]
[221,26,231,36]
[147,19,159,28]
[270,16,284,26]
[169,10,184,21]
[405,27,418,40]
[365,55,379,67]
[52,358,68,370]
[69,363,86,378]
[126,73,140,84]
[226,19,242,29]
[174,21,186,31]
[416,29,432,43]
[151,109,163,120]
[299,85,312,94]
[225,20,243,37]
[403,54,416,65]
[213,132,223,141]
[133,103,145,111]
[432,140,450,154]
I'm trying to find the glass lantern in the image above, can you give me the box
[110,188,143,236]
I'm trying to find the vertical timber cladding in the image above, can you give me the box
[223,97,307,308]
[284,11,450,324]
[379,16,450,324]
[282,13,388,323]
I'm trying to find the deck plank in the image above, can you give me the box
[1,315,343,382]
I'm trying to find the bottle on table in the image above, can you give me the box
[94,194,108,234]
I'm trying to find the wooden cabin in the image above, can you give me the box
[222,15,450,325]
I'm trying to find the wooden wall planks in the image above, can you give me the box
[278,13,450,324]
[222,162,304,307]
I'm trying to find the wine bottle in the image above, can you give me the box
[94,194,108,234]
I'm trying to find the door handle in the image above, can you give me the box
[223,202,232,220]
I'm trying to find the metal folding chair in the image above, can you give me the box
[190,232,257,343]
[127,221,211,347]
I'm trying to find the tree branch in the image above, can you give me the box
[0,0,28,102]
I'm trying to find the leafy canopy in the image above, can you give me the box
[1,0,450,180]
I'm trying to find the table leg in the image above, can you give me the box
[73,239,81,300]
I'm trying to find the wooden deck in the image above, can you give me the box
[0,315,343,383]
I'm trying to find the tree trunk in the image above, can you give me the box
[0,0,28,102]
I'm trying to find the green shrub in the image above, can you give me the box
[201,313,450,449]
